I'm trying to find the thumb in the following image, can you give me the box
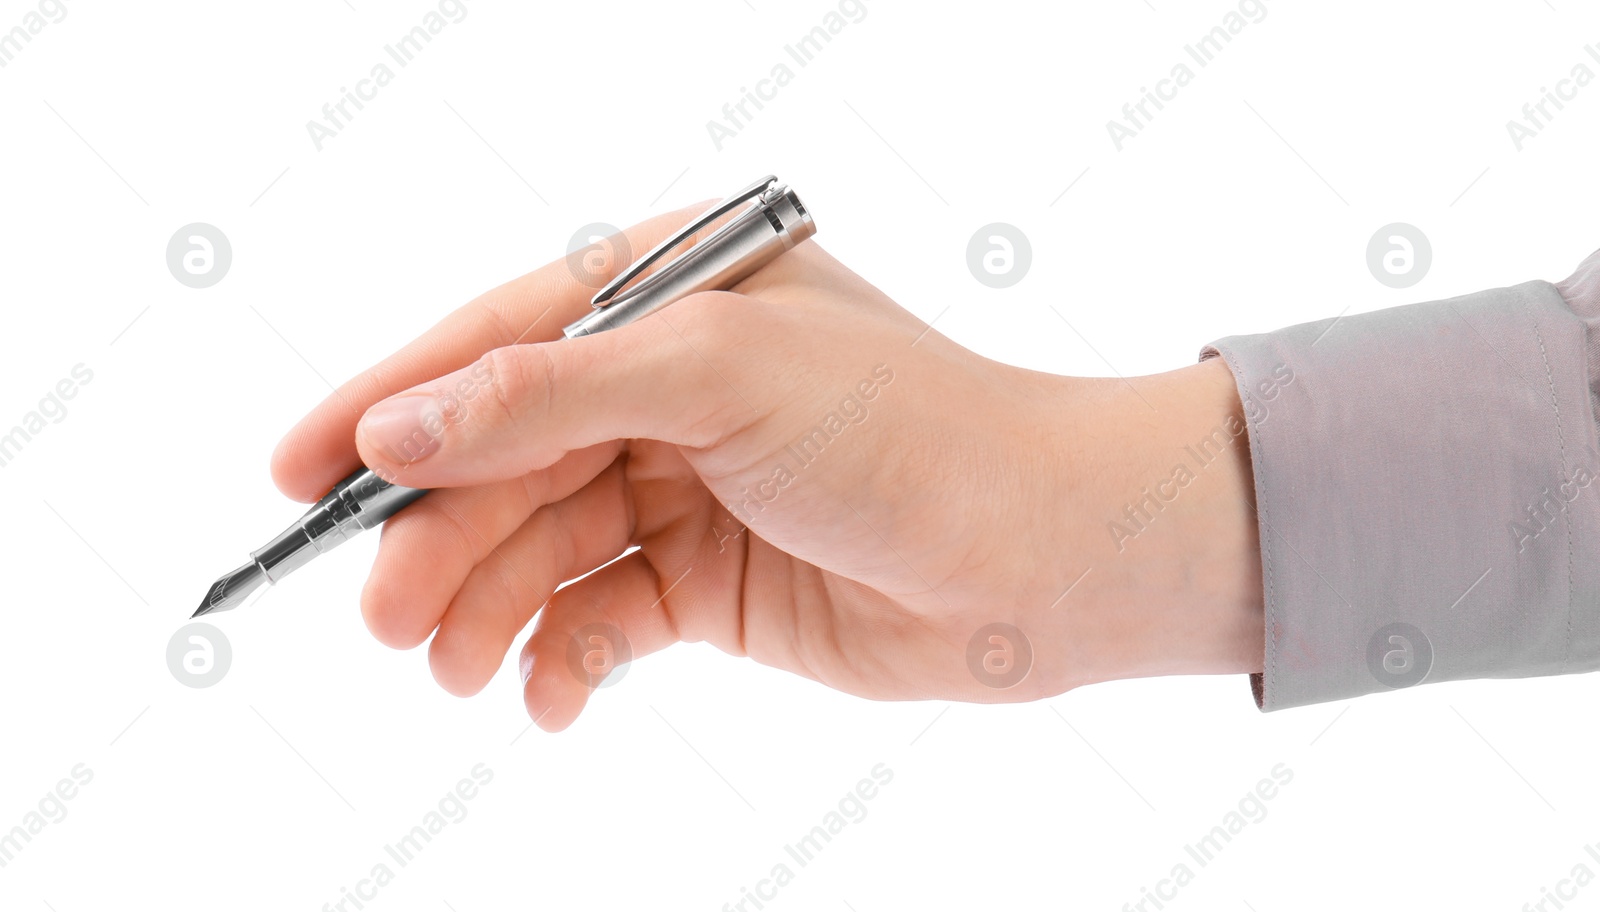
[353,291,768,488]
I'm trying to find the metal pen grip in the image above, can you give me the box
[330,468,429,529]
[252,468,426,583]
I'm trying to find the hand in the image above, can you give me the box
[272,203,1265,730]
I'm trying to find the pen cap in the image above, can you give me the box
[563,182,815,338]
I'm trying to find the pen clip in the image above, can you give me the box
[590,174,779,309]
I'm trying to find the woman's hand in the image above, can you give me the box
[271,203,1264,730]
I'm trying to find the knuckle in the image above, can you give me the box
[479,345,550,428]
[468,297,522,348]
[633,291,770,452]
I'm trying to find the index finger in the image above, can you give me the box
[270,201,713,503]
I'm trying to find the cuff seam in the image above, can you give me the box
[1521,297,1577,675]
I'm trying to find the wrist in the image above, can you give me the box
[1028,358,1264,693]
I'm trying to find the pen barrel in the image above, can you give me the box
[563,186,815,338]
[252,468,427,584]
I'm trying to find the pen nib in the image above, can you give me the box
[192,562,266,618]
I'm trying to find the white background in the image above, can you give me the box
[3,0,1599,909]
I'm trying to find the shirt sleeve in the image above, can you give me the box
[1203,249,1600,711]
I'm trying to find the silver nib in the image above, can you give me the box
[191,467,428,619]
[192,562,266,618]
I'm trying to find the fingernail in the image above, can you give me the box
[361,393,443,466]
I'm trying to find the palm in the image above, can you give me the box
[612,434,1017,708]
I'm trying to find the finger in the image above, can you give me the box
[272,201,718,503]
[354,290,778,490]
[518,550,686,732]
[360,442,621,649]
[428,455,635,697]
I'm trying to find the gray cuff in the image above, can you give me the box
[1203,279,1600,711]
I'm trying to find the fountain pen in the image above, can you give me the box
[192,175,815,617]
